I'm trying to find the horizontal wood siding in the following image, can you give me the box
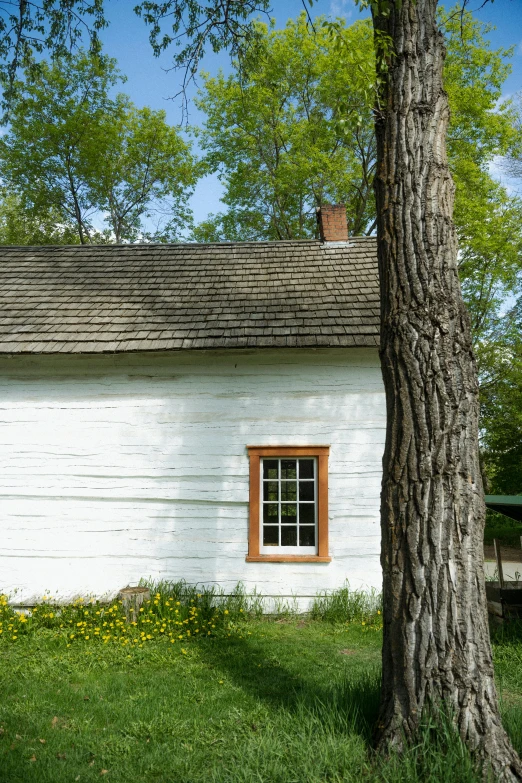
[0,348,385,604]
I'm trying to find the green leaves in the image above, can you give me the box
[0,51,122,243]
[135,0,271,115]
[0,191,80,245]
[443,6,522,371]
[95,103,196,242]
[193,13,376,241]
[439,7,522,490]
[0,0,107,114]
[0,51,196,243]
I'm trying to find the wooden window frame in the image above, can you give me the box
[246,446,331,563]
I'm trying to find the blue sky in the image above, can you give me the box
[99,0,522,227]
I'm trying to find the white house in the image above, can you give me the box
[0,206,385,606]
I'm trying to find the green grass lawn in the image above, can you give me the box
[2,614,522,783]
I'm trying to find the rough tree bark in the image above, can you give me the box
[372,0,522,778]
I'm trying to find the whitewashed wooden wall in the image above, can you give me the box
[0,347,385,606]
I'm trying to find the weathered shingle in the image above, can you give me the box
[0,239,379,354]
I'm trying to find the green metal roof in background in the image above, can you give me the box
[485,496,522,523]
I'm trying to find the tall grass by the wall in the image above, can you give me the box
[144,579,384,623]
[142,579,265,621]
[310,582,382,624]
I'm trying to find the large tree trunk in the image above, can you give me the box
[372,0,522,779]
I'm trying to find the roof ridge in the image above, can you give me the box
[0,236,377,251]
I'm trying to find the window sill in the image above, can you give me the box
[245,555,331,563]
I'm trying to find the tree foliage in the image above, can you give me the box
[443,10,522,352]
[193,14,375,241]
[95,102,196,242]
[191,8,522,260]
[440,11,522,493]
[135,0,270,117]
[480,307,522,495]
[0,52,119,243]
[0,190,79,245]
[0,51,196,243]
[0,0,106,113]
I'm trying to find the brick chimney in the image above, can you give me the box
[316,204,349,242]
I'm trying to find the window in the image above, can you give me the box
[246,446,330,563]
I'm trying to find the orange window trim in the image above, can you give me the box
[246,445,331,563]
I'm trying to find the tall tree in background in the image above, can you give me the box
[0,52,196,243]
[134,0,522,776]
[194,15,375,241]
[480,306,522,495]
[0,0,106,113]
[0,52,120,243]
[192,8,522,318]
[444,10,522,380]
[96,103,196,242]
[0,190,79,244]
[480,93,522,496]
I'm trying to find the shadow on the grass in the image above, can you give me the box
[197,632,381,741]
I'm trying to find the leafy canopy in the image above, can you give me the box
[0,51,196,243]
[0,52,120,244]
[0,0,106,113]
[0,190,80,245]
[193,14,375,241]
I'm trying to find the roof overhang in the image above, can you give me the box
[485,495,522,523]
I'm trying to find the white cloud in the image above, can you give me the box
[489,155,521,197]
[329,0,354,18]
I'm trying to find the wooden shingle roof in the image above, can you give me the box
[0,238,379,354]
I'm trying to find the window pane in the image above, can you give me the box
[299,503,315,524]
[299,526,315,547]
[263,460,278,480]
[299,459,314,479]
[299,482,314,501]
[281,482,297,501]
[281,526,297,546]
[281,503,297,524]
[263,504,278,525]
[281,460,297,479]
[263,526,279,546]
[263,481,279,502]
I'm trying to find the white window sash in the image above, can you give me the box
[259,457,318,555]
